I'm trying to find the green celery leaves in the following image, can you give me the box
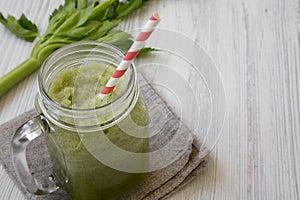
[0,13,39,42]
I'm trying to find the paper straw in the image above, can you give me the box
[97,13,160,98]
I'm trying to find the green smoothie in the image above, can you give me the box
[44,62,149,200]
[48,62,127,109]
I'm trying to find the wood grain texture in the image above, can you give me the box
[0,0,299,199]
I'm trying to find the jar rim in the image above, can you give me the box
[38,41,136,112]
[36,41,139,131]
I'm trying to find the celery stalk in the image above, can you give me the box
[0,58,41,97]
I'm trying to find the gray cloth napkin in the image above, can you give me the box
[0,77,209,200]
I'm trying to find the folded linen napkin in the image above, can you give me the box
[0,77,209,200]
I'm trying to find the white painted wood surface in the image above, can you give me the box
[0,0,299,199]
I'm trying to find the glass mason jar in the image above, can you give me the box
[11,41,149,200]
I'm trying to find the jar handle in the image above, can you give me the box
[10,114,59,195]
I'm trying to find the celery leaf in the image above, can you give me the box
[0,12,38,42]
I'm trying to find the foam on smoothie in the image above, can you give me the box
[48,61,126,109]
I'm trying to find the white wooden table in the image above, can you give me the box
[0,0,299,199]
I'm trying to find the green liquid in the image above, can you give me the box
[48,62,126,108]
[45,62,148,200]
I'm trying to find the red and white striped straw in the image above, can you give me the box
[97,13,160,98]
